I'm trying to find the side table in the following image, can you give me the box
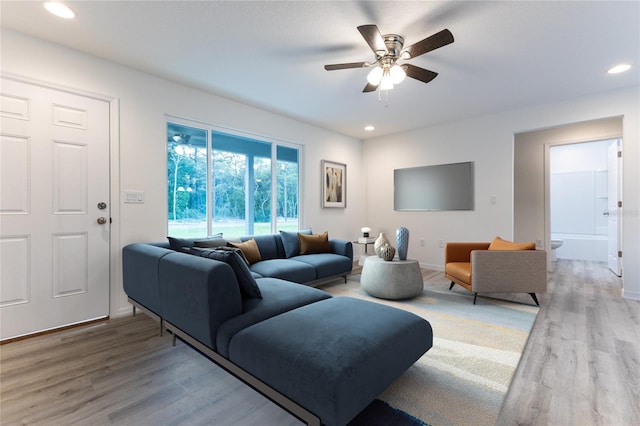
[360,257,423,300]
[353,241,375,266]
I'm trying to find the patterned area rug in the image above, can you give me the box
[323,268,539,426]
[349,399,429,426]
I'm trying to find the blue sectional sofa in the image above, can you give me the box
[122,232,433,426]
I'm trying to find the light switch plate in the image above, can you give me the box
[124,190,145,204]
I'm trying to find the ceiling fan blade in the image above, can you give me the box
[357,24,388,55]
[404,64,438,84]
[402,29,454,59]
[324,62,368,71]
[363,82,378,92]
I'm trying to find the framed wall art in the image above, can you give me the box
[321,160,346,208]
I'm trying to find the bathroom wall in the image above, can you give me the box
[550,140,612,261]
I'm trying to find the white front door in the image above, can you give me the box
[607,139,622,277]
[0,77,110,340]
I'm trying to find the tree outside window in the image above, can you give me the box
[167,122,299,238]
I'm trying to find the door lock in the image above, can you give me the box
[97,202,107,210]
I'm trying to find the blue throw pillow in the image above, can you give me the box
[280,228,312,258]
[191,247,262,299]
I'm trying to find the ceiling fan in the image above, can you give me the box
[324,25,454,92]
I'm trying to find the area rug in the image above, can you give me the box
[349,399,429,426]
[323,269,539,426]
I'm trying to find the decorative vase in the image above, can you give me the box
[396,226,409,260]
[380,244,396,261]
[374,232,390,256]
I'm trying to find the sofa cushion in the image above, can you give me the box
[167,233,223,253]
[298,231,330,255]
[228,297,433,426]
[215,278,331,358]
[489,236,535,251]
[280,228,312,258]
[228,238,262,264]
[191,247,262,299]
[445,262,471,283]
[291,253,353,280]
[249,259,317,283]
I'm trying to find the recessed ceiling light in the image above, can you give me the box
[364,125,375,131]
[44,2,76,19]
[607,64,631,74]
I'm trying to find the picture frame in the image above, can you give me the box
[321,160,346,208]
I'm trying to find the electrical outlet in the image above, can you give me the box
[420,239,425,247]
[438,239,445,248]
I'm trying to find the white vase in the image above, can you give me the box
[374,232,390,256]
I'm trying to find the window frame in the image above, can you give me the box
[165,115,303,237]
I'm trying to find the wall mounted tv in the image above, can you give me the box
[394,161,474,211]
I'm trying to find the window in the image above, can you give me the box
[167,120,299,238]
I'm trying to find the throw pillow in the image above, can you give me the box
[228,238,262,265]
[193,238,227,249]
[280,228,312,258]
[298,231,330,255]
[191,247,262,299]
[488,236,535,251]
[167,233,223,252]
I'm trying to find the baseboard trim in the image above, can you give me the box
[0,316,109,345]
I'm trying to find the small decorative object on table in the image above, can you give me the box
[361,226,371,238]
[379,244,396,261]
[374,232,390,256]
[396,226,410,260]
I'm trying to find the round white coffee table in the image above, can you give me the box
[360,257,423,300]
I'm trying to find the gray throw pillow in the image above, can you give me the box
[167,233,223,252]
[191,247,262,299]
[280,228,312,258]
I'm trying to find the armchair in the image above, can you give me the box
[444,240,547,305]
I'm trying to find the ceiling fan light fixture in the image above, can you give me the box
[367,66,383,85]
[379,72,394,91]
[390,64,406,84]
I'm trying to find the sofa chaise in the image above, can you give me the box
[123,232,433,426]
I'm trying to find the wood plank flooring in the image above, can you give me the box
[1,260,637,425]
[497,260,640,425]
[0,311,303,425]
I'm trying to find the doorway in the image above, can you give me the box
[0,77,111,340]
[549,139,622,276]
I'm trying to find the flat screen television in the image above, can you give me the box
[394,161,474,211]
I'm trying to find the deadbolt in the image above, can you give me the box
[97,217,107,225]
[98,202,107,210]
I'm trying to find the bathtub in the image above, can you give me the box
[551,233,608,262]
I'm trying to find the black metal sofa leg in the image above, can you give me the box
[529,293,540,306]
[449,282,455,290]
[473,292,478,304]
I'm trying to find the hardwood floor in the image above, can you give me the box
[497,260,640,425]
[0,312,303,425]
[1,260,637,425]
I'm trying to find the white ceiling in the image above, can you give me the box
[1,1,638,140]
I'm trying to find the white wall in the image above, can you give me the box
[1,30,365,316]
[363,87,640,300]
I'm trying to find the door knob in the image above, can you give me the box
[97,217,107,225]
